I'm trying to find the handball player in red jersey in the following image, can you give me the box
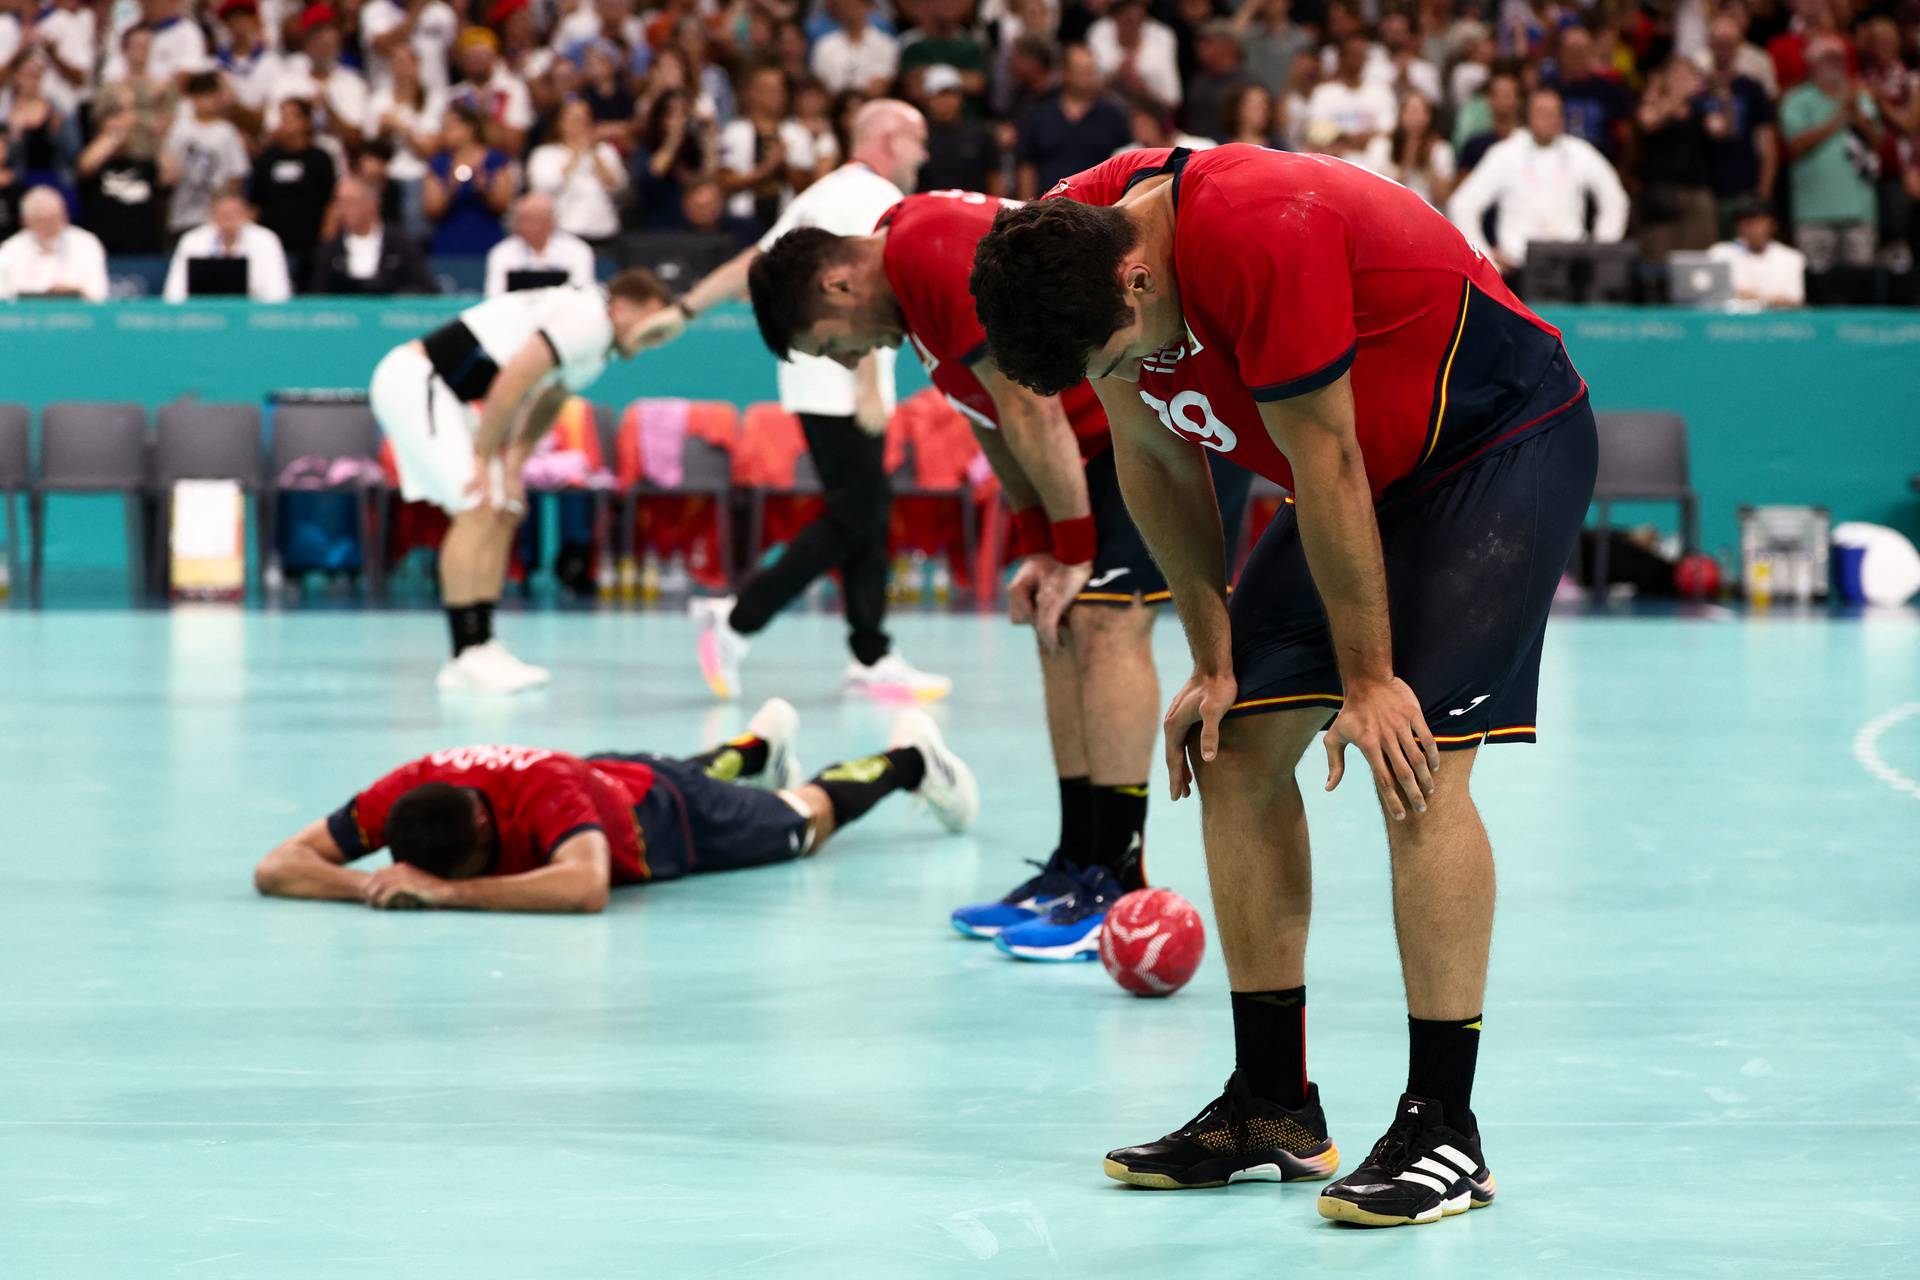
[971,145,1599,1225]
[252,702,976,913]
[745,189,1251,962]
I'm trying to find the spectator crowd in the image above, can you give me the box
[1,0,1916,307]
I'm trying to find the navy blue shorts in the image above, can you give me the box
[1075,446,1253,608]
[1225,400,1598,750]
[591,754,810,881]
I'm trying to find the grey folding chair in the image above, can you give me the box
[1590,410,1699,593]
[267,400,389,595]
[0,405,29,599]
[151,403,266,596]
[28,402,151,602]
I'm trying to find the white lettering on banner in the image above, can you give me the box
[429,745,555,771]
[1836,323,1920,345]
[1139,389,1237,452]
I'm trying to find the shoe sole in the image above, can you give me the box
[1103,1144,1340,1190]
[994,940,1099,962]
[1316,1178,1496,1227]
[847,681,953,704]
[950,918,1008,939]
[697,631,736,701]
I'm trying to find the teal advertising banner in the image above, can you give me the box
[4,300,1916,568]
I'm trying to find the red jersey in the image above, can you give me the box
[327,746,655,883]
[878,191,1111,458]
[1046,146,1583,502]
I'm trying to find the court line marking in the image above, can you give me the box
[1852,702,1920,802]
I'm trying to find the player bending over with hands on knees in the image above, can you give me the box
[368,268,676,695]
[254,701,977,912]
[745,189,1248,962]
[972,145,1597,1226]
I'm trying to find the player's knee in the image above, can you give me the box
[1071,602,1153,654]
[252,852,289,897]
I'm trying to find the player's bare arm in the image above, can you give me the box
[364,830,613,915]
[469,334,559,490]
[1093,375,1230,801]
[253,820,368,904]
[1256,374,1438,819]
[977,358,1097,648]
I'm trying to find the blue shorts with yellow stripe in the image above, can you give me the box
[1075,445,1254,608]
[1225,384,1597,751]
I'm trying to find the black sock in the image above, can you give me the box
[446,602,494,656]
[1090,782,1149,889]
[1231,987,1307,1108]
[683,734,771,782]
[1056,776,1092,865]
[808,747,923,826]
[1407,1014,1482,1131]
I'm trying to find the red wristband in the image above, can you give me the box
[1051,515,1097,566]
[1008,507,1051,559]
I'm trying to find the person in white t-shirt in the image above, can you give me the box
[102,0,208,83]
[214,0,288,121]
[717,63,816,227]
[163,190,294,301]
[811,0,901,97]
[360,0,457,96]
[1707,198,1806,308]
[525,98,627,242]
[367,270,674,693]
[639,100,951,705]
[1303,32,1397,165]
[1088,0,1182,114]
[449,25,532,156]
[0,186,109,300]
[162,72,253,236]
[484,192,596,295]
[18,0,94,120]
[269,6,372,144]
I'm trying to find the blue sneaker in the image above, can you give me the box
[950,852,1080,939]
[994,866,1124,962]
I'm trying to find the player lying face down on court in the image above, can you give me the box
[252,703,977,913]
[971,146,1598,1226]
[743,192,1252,959]
[367,267,679,694]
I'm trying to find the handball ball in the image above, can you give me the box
[1099,888,1206,997]
[1674,552,1721,601]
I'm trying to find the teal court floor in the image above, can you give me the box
[1,605,1917,1278]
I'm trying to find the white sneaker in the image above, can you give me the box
[692,595,748,700]
[845,651,953,703]
[888,709,978,833]
[744,697,804,791]
[436,640,550,694]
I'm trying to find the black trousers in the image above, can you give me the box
[729,413,893,666]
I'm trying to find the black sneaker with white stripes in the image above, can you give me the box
[1317,1094,1496,1226]
[1103,1071,1340,1189]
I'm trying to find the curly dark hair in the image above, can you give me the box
[747,226,854,359]
[386,783,484,878]
[969,202,1138,396]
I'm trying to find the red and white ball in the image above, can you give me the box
[1099,888,1206,997]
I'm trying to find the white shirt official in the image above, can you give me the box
[483,231,597,296]
[1707,239,1807,308]
[1445,131,1630,267]
[756,162,902,417]
[0,225,110,301]
[163,221,294,303]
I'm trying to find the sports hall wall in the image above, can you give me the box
[10,300,1919,569]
